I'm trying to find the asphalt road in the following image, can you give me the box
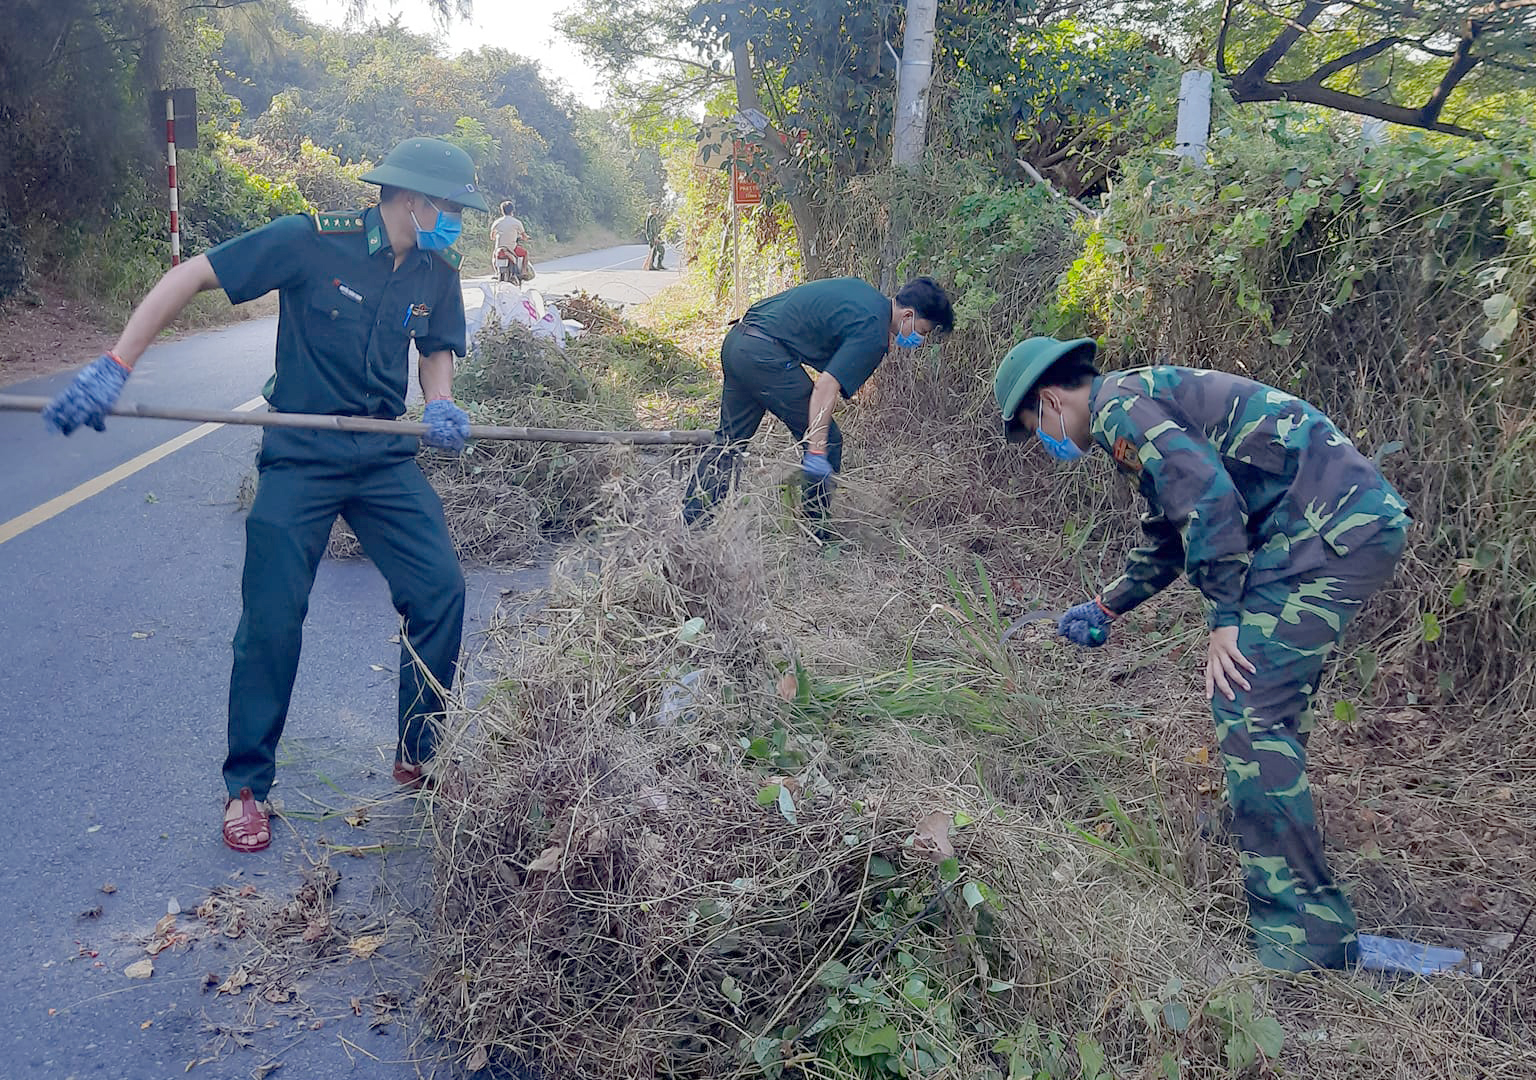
[0,244,680,1079]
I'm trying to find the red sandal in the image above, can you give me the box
[223,788,271,852]
[393,759,430,790]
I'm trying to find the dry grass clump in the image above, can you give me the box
[419,469,1535,1079]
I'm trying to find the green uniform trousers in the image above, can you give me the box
[683,325,843,524]
[224,429,465,800]
[1214,520,1408,970]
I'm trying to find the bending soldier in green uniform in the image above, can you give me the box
[993,337,1414,971]
[684,276,954,526]
[42,138,489,853]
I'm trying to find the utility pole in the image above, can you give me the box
[882,0,938,291]
[891,0,937,169]
[1174,70,1213,165]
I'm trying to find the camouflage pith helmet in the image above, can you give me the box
[993,337,1098,422]
[359,138,490,212]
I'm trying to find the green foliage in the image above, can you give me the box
[1065,114,1536,705]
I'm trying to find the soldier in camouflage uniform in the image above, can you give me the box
[993,337,1411,971]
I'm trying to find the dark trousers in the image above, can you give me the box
[683,326,843,524]
[1214,522,1408,970]
[224,429,465,800]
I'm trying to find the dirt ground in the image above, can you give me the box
[0,282,277,388]
[0,284,121,386]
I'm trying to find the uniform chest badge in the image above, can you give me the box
[411,303,431,317]
[1112,436,1142,473]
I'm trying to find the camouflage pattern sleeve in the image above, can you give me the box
[1100,510,1185,614]
[1093,392,1252,627]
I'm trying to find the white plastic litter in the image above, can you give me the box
[1357,933,1480,977]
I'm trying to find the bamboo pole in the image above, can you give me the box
[0,395,713,446]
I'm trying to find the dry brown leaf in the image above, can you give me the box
[526,843,563,873]
[262,985,291,1004]
[1183,747,1210,765]
[776,671,798,701]
[217,967,250,995]
[347,934,385,960]
[466,1046,490,1072]
[911,811,955,861]
[124,959,154,980]
[100,883,117,895]
[302,917,330,944]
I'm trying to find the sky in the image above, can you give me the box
[294,0,607,106]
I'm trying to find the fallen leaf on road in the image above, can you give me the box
[301,918,330,944]
[101,883,117,895]
[526,844,563,873]
[347,934,385,960]
[217,967,250,995]
[466,1046,490,1072]
[262,985,291,1004]
[124,959,153,980]
[910,811,955,862]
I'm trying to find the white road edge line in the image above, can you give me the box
[0,394,268,547]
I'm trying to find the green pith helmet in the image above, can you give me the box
[993,336,1099,422]
[359,138,490,212]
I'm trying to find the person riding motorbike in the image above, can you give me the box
[490,201,532,282]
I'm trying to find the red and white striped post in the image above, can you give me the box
[165,94,180,266]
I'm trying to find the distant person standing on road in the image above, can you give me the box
[40,137,488,853]
[643,206,667,271]
[491,200,529,278]
[683,276,954,529]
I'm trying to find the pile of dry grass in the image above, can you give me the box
[419,468,1534,1079]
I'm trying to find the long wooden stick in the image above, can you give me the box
[0,395,713,446]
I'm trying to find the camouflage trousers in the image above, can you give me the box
[1213,522,1408,971]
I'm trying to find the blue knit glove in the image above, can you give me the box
[43,353,131,435]
[422,397,470,454]
[1058,598,1113,647]
[802,451,834,482]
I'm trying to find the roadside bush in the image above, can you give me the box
[1067,127,1536,711]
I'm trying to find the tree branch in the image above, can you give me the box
[1419,22,1483,126]
[1238,0,1332,83]
[1216,0,1239,75]
[1305,35,1404,84]
[1230,76,1484,136]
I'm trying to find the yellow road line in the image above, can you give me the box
[0,394,267,547]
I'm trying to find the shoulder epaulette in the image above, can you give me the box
[435,247,463,271]
[313,211,366,233]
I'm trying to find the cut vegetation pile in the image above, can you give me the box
[329,299,710,564]
[419,470,1534,1079]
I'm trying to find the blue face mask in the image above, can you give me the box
[894,312,925,349]
[411,198,462,251]
[1037,400,1085,462]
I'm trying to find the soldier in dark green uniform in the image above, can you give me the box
[683,276,954,526]
[43,138,489,853]
[993,337,1412,971]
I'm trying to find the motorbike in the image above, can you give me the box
[494,244,535,285]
